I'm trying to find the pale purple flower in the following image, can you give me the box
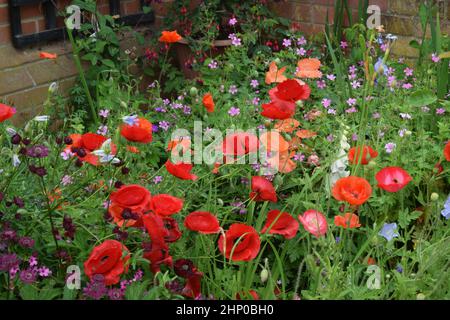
[97,125,108,136]
[208,60,218,69]
[441,194,450,219]
[316,80,326,89]
[379,223,399,241]
[322,98,331,108]
[326,74,336,81]
[436,108,446,115]
[380,43,388,52]
[158,121,170,131]
[228,33,241,46]
[297,36,307,46]
[385,142,396,154]
[293,153,305,162]
[421,106,430,113]
[404,67,413,77]
[153,176,163,184]
[250,79,259,88]
[61,175,73,186]
[400,113,412,120]
[38,267,52,277]
[229,85,238,95]
[348,73,357,80]
[296,47,306,56]
[252,97,260,105]
[282,38,292,47]
[346,98,357,107]
[351,133,358,141]
[372,112,381,119]
[20,269,37,284]
[228,107,240,117]
[99,109,110,118]
[349,65,357,74]
[351,81,361,89]
[228,17,237,26]
[163,98,170,105]
[340,41,348,49]
[402,83,413,89]
[326,134,334,142]
[327,108,337,115]
[29,256,38,267]
[398,128,407,137]
[431,53,440,63]
[397,57,404,63]
[183,105,191,115]
[122,115,138,126]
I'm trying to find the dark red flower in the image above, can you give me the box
[348,145,378,165]
[261,210,299,239]
[109,184,152,227]
[150,194,183,216]
[84,240,130,285]
[250,176,277,203]
[0,103,16,122]
[165,160,198,181]
[142,213,173,273]
[163,217,182,242]
[174,259,203,299]
[218,223,260,261]
[375,167,412,192]
[184,211,220,234]
[120,118,153,144]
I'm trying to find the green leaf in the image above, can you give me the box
[406,89,437,107]
[19,285,39,300]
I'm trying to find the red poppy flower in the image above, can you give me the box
[218,223,260,261]
[39,51,57,59]
[348,145,378,165]
[150,194,184,216]
[261,210,299,239]
[142,213,173,273]
[375,166,412,192]
[163,217,182,242]
[250,176,277,203]
[236,290,260,300]
[271,79,311,102]
[120,118,153,144]
[174,259,203,299]
[261,101,295,120]
[444,141,450,161]
[165,160,198,181]
[332,176,372,206]
[184,211,220,234]
[202,93,215,113]
[84,240,130,285]
[159,30,182,43]
[298,210,328,237]
[66,133,117,166]
[0,103,16,122]
[334,213,361,229]
[222,132,259,159]
[109,184,152,227]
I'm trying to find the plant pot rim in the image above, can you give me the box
[177,38,232,46]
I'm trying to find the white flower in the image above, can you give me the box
[6,128,17,136]
[12,154,21,167]
[92,139,120,164]
[48,82,58,93]
[34,115,50,122]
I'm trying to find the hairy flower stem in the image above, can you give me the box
[66,27,99,125]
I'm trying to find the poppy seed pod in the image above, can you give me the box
[260,268,269,283]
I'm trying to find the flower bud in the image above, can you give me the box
[295,100,304,107]
[367,160,377,169]
[189,87,198,96]
[430,193,439,201]
[416,293,426,300]
[260,268,269,283]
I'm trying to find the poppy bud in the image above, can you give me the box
[55,136,63,145]
[260,268,269,283]
[11,134,22,145]
[64,136,73,145]
[404,130,412,136]
[367,160,377,169]
[120,101,127,108]
[430,193,439,201]
[217,198,224,206]
[295,100,304,107]
[274,58,281,64]
[22,138,31,145]
[189,87,198,96]
[121,167,130,175]
[416,293,426,300]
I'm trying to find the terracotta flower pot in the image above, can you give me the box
[173,38,232,79]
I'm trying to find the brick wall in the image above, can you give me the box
[270,0,450,58]
[0,0,147,125]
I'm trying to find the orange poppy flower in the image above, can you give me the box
[265,61,287,84]
[332,176,372,206]
[444,141,450,161]
[202,93,215,113]
[295,129,317,139]
[159,30,182,43]
[334,213,361,229]
[295,58,322,79]
[259,131,289,154]
[40,51,57,59]
[274,118,300,133]
[127,145,140,153]
[267,150,297,173]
